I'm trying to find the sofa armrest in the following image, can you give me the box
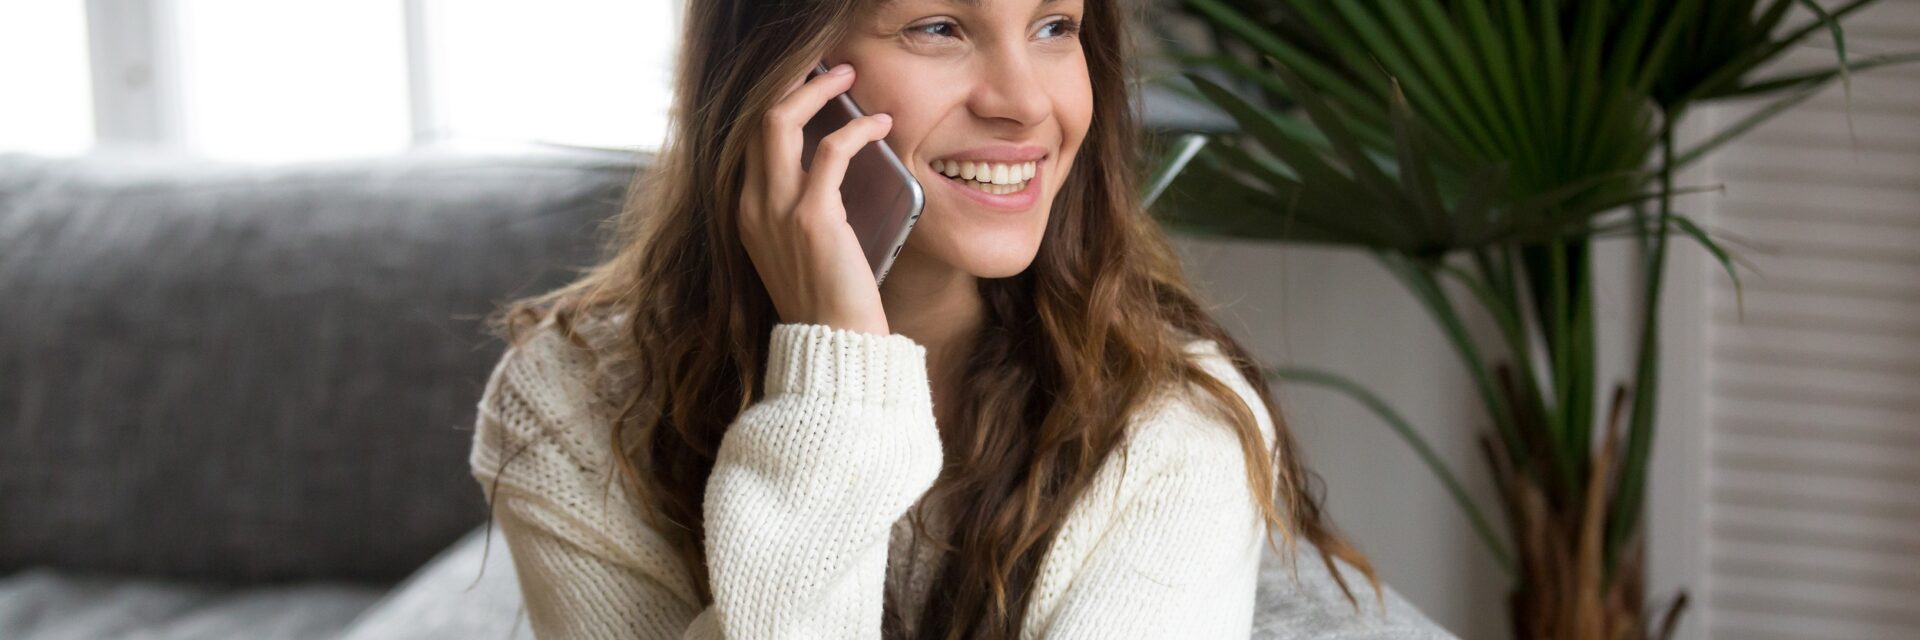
[336,523,530,640]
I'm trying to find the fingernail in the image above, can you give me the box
[830,63,852,75]
[874,114,892,124]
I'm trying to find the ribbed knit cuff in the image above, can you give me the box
[765,323,932,413]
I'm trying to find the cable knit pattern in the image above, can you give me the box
[471,316,1300,639]
[702,323,943,638]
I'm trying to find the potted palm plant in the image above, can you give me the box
[1142,0,1920,637]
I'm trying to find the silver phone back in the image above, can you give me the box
[800,65,926,286]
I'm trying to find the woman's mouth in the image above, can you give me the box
[928,159,1038,195]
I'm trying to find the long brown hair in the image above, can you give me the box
[486,0,1378,637]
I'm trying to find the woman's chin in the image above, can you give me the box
[947,243,1041,279]
[896,210,1047,280]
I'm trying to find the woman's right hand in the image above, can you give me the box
[737,62,895,337]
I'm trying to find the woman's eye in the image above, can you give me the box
[1039,17,1081,40]
[908,20,959,40]
[904,17,1078,43]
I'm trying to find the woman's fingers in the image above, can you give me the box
[802,113,893,212]
[734,61,894,334]
[738,68,809,224]
[761,63,857,206]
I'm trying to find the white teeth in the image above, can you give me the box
[930,160,1039,185]
[929,159,1040,195]
[957,177,1026,195]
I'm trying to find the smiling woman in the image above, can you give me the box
[466,0,1418,638]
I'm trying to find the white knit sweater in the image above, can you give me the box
[469,316,1285,639]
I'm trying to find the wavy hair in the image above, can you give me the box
[485,0,1378,637]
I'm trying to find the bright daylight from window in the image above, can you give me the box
[0,1,95,156]
[0,0,679,162]
[174,0,413,161]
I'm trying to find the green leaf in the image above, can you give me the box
[1667,214,1751,322]
[1682,0,1878,103]
[1182,0,1388,125]
[1635,0,1708,98]
[1154,148,1370,246]
[1183,72,1349,187]
[1713,51,1920,99]
[1182,71,1423,248]
[1263,59,1402,203]
[1796,0,1852,96]
[1388,78,1451,247]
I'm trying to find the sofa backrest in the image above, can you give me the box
[0,146,641,583]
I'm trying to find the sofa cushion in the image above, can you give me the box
[339,522,1455,639]
[0,567,381,640]
[0,146,642,583]
[1252,544,1454,639]
[337,523,530,640]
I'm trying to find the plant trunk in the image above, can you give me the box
[1489,378,1685,640]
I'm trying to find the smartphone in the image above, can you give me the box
[800,62,925,287]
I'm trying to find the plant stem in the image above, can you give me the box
[1608,103,1679,573]
[1549,239,1575,495]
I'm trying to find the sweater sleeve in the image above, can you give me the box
[471,320,942,640]
[471,321,709,639]
[701,322,944,638]
[1030,347,1276,640]
[1035,442,1268,639]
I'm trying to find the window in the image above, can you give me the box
[174,0,412,161]
[424,0,677,151]
[0,1,95,156]
[0,1,681,160]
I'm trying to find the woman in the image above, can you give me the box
[470,0,1382,637]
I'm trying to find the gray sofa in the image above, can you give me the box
[0,147,1454,639]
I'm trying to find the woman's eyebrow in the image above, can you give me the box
[879,0,1062,7]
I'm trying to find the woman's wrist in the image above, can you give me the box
[765,322,931,413]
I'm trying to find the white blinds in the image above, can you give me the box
[1704,1,1920,638]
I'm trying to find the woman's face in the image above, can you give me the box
[828,0,1092,279]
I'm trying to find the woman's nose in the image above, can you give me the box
[965,54,1052,127]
